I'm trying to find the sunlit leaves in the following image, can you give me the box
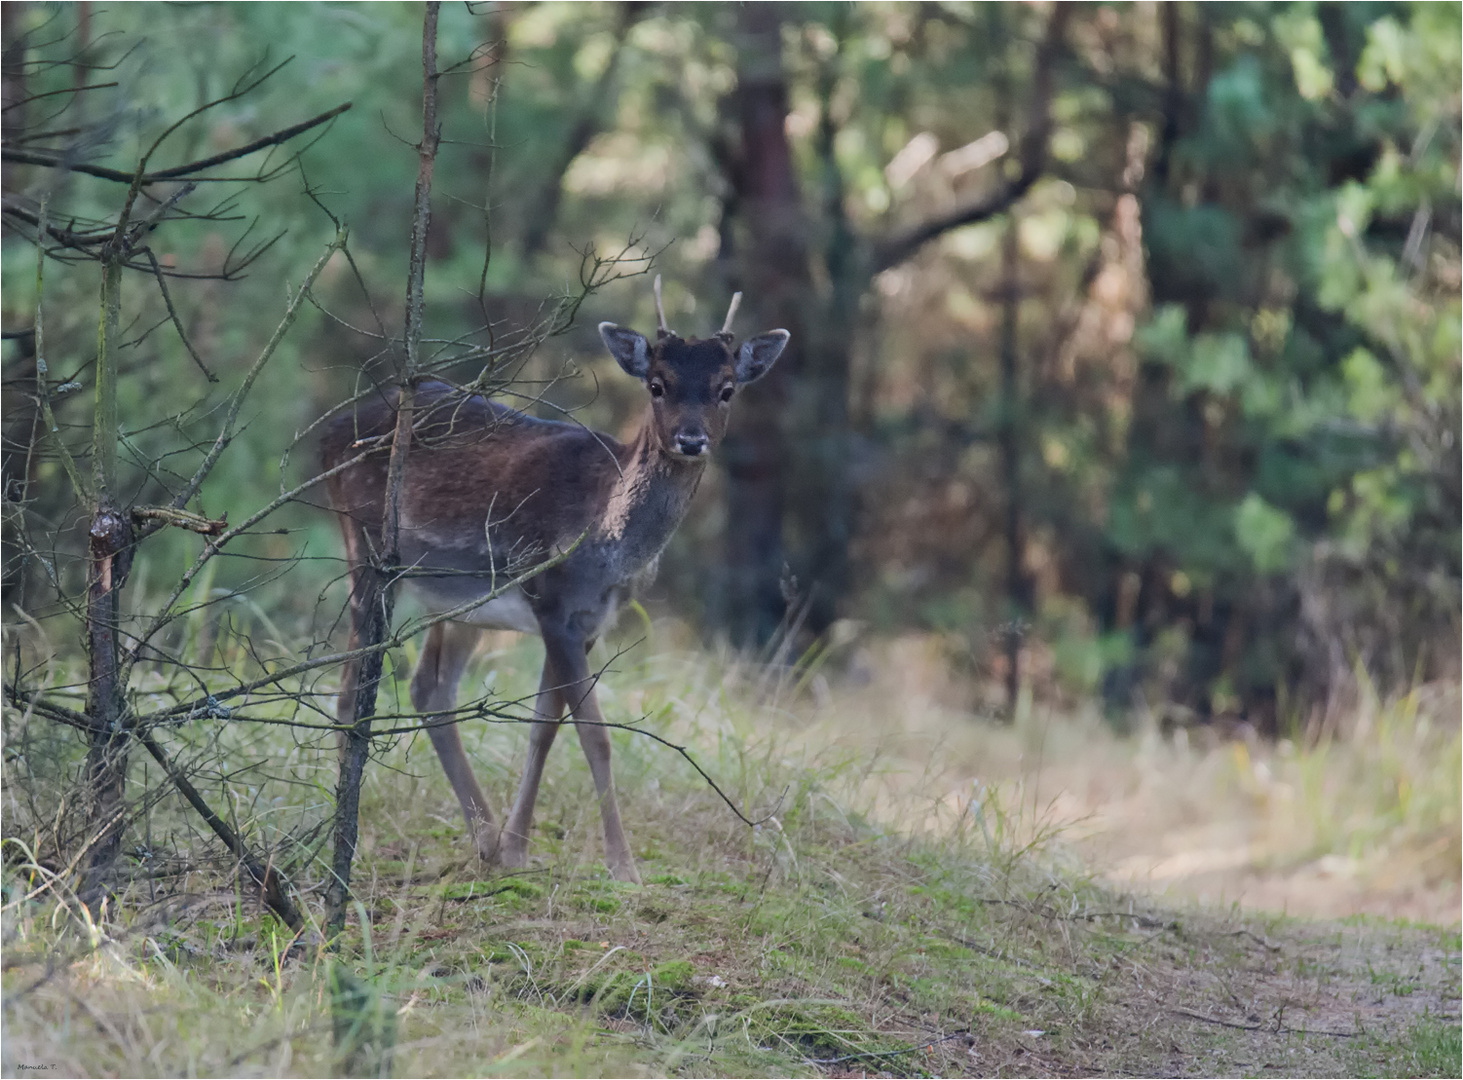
[1358,17,1408,93]
[1234,493,1296,574]
[1274,8,1334,102]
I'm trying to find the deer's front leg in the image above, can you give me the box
[497,661,567,869]
[554,638,640,884]
[568,688,640,883]
[500,633,639,882]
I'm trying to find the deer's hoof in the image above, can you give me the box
[472,826,500,864]
[608,857,642,885]
[494,831,530,870]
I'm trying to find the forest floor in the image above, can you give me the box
[2,631,1459,1077]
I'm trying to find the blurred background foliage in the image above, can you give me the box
[3,0,1458,735]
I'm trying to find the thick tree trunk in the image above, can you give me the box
[786,30,859,638]
[720,4,807,648]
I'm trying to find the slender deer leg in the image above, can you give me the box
[410,621,496,859]
[497,660,567,868]
[569,694,639,883]
[335,646,361,760]
[556,641,640,883]
[335,532,369,761]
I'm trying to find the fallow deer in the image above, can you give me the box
[322,280,788,882]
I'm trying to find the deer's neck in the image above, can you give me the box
[597,415,704,566]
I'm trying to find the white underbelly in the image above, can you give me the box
[407,580,541,635]
[462,588,541,634]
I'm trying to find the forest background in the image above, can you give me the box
[1,1,1458,904]
[0,5,1460,1074]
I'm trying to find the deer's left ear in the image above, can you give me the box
[599,322,651,378]
[735,330,789,384]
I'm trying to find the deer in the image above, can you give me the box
[321,280,789,882]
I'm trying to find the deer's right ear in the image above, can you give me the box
[599,323,651,379]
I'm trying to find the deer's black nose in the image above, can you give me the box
[675,433,709,457]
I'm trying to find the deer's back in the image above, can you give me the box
[322,381,625,561]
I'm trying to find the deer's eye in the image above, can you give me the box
[649,380,665,398]
[719,385,735,403]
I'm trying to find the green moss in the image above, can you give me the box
[498,878,546,900]
[438,880,497,901]
[481,940,546,966]
[435,878,544,902]
[649,959,694,992]
[974,1001,1025,1022]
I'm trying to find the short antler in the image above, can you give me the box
[719,291,742,338]
[653,274,671,338]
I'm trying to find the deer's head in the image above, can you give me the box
[598,279,789,461]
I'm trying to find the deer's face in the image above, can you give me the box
[599,323,789,461]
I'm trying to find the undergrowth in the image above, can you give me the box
[2,627,1458,1077]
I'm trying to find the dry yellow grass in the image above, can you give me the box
[737,632,1462,926]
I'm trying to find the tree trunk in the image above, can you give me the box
[786,23,858,638]
[719,4,808,648]
[326,0,439,939]
[81,257,129,910]
[518,2,647,262]
[998,212,1030,717]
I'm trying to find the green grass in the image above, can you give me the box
[2,631,1459,1076]
[1344,1018,1463,1078]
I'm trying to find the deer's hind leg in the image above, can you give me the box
[411,621,497,860]
[335,523,373,761]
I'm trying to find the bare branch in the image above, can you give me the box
[871,7,1068,273]
[142,249,217,383]
[328,0,439,937]
[1,102,352,184]
[136,227,348,543]
[0,80,119,112]
[131,528,588,730]
[31,198,88,501]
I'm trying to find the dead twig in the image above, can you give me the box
[1168,1008,1360,1038]
[134,730,305,933]
[130,506,226,535]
